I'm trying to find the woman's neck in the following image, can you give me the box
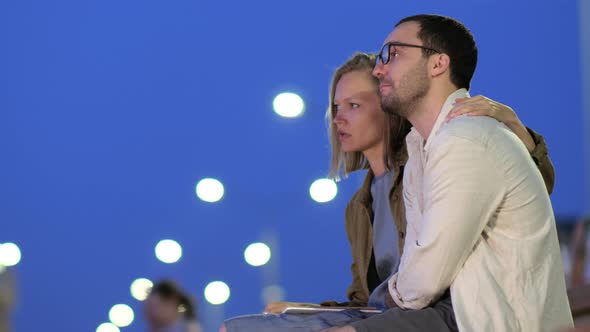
[364,143,386,177]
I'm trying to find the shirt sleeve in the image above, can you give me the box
[389,134,505,309]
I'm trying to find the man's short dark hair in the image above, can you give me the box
[396,14,478,90]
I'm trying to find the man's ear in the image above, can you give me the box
[430,53,450,78]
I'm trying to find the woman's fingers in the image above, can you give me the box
[264,302,320,314]
[264,302,287,314]
[448,102,488,121]
[447,98,503,123]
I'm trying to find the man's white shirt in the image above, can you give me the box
[388,89,573,332]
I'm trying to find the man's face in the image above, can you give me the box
[373,21,432,117]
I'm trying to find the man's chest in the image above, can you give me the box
[403,147,428,225]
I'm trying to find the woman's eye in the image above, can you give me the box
[351,103,360,109]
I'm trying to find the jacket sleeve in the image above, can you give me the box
[344,260,370,306]
[526,127,555,194]
[320,260,369,307]
[320,204,369,307]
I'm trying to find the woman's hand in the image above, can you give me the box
[263,301,321,314]
[384,292,398,308]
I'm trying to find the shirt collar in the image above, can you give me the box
[406,88,470,152]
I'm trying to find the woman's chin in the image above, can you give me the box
[341,147,359,154]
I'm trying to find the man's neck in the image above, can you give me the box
[407,84,458,140]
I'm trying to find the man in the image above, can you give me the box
[365,14,571,332]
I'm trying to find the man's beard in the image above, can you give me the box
[381,61,430,118]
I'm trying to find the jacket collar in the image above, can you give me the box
[354,169,375,207]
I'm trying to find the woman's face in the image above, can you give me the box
[333,70,386,155]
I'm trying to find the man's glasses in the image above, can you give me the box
[376,42,441,65]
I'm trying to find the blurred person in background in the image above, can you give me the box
[144,279,202,332]
[0,267,16,332]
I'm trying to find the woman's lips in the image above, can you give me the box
[338,132,351,141]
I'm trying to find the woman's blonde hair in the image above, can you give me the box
[327,52,411,179]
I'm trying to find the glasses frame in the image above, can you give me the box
[376,42,441,65]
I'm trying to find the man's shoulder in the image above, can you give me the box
[433,115,510,147]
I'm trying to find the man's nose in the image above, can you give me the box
[372,62,385,79]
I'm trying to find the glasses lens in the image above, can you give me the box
[383,44,391,64]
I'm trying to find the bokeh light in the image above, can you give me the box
[109,304,134,327]
[195,178,225,203]
[130,278,153,301]
[155,239,183,264]
[96,322,120,332]
[309,178,338,203]
[0,243,21,267]
[273,92,305,118]
[244,242,271,267]
[204,281,230,305]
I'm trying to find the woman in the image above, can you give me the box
[144,280,202,332]
[221,53,554,331]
